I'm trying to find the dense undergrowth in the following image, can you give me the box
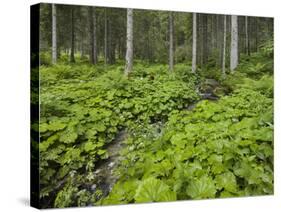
[37,44,273,208]
[38,62,199,207]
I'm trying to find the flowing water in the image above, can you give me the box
[88,129,127,200]
[89,79,221,202]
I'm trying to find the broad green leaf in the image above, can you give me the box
[170,133,187,149]
[48,119,67,131]
[40,123,49,133]
[186,176,217,199]
[215,172,237,192]
[59,127,78,143]
[97,149,106,156]
[84,142,96,152]
[134,178,176,203]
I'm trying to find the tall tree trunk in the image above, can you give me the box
[89,7,98,64]
[192,13,197,73]
[169,12,174,72]
[51,4,57,64]
[107,16,116,65]
[70,7,75,63]
[230,15,238,71]
[199,14,204,67]
[222,15,227,76]
[124,9,133,76]
[245,16,250,56]
[217,15,222,67]
[104,9,108,64]
[255,17,259,52]
[202,14,208,65]
[211,15,217,52]
[93,8,97,63]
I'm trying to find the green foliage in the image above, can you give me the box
[39,51,52,66]
[39,62,199,207]
[134,178,176,203]
[39,49,273,207]
[107,84,273,202]
[186,175,217,199]
[260,39,273,57]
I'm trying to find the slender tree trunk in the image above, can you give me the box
[93,9,98,63]
[89,7,98,64]
[70,8,75,63]
[245,16,250,56]
[108,16,116,64]
[81,42,85,58]
[202,14,208,65]
[217,15,222,67]
[230,15,238,71]
[52,4,57,64]
[222,15,227,76]
[124,9,133,76]
[169,12,174,72]
[212,15,217,52]
[199,14,204,67]
[255,17,259,52]
[192,13,197,73]
[104,9,108,64]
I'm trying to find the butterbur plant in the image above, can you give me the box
[31,2,274,209]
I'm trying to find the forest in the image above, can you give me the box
[33,3,274,208]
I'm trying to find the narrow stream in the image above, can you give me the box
[89,130,127,199]
[88,78,221,202]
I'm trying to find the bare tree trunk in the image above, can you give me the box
[230,15,238,71]
[51,4,57,64]
[245,16,250,56]
[169,12,174,72]
[217,15,222,67]
[192,13,197,73]
[199,14,204,67]
[255,17,259,52]
[222,15,227,76]
[70,7,75,63]
[104,9,108,64]
[202,14,208,65]
[124,9,133,76]
[89,7,98,64]
[108,18,116,64]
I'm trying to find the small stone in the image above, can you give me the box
[91,184,97,191]
[108,162,115,168]
[94,169,101,174]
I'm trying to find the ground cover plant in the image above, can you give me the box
[32,3,274,208]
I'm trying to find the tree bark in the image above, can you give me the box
[51,4,57,64]
[169,12,174,72]
[89,7,98,64]
[104,9,108,64]
[217,15,222,67]
[124,9,133,76]
[202,14,208,65]
[222,15,227,76]
[254,17,259,52]
[107,15,116,65]
[70,7,75,63]
[192,13,197,73]
[245,16,250,56]
[230,15,238,71]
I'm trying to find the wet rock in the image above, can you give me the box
[91,184,97,191]
[94,169,101,174]
[205,78,220,87]
[108,162,115,168]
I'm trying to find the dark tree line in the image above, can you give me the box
[39,3,273,75]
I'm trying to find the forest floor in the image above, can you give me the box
[36,51,273,208]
